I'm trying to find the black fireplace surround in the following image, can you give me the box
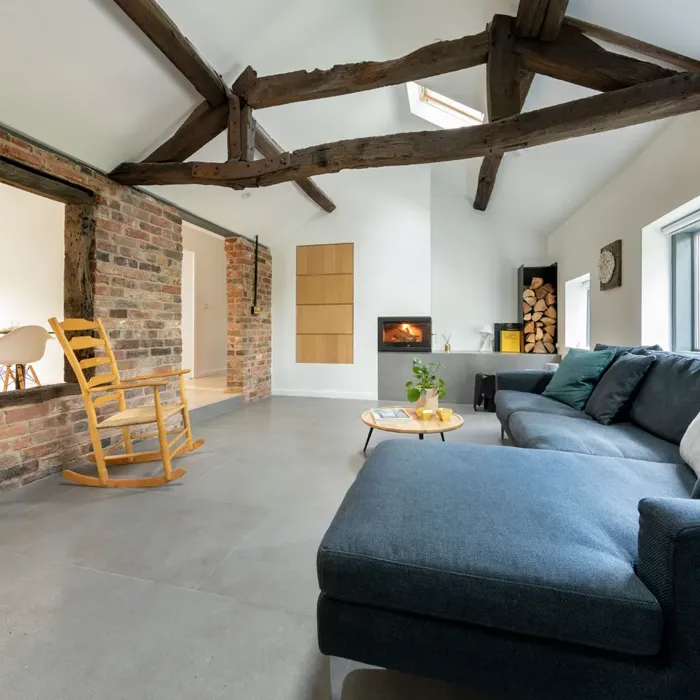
[378,317,432,352]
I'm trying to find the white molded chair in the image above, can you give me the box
[0,325,51,390]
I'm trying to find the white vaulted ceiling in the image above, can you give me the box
[0,0,698,239]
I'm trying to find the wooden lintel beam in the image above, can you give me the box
[0,157,94,205]
[565,17,700,73]
[254,121,336,213]
[245,31,488,109]
[112,0,227,107]
[517,24,676,93]
[111,71,700,189]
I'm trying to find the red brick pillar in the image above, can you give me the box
[225,237,272,403]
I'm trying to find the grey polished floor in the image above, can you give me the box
[0,397,502,700]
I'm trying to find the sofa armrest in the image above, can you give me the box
[495,370,554,394]
[637,497,700,682]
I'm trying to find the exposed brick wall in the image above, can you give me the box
[0,130,184,489]
[225,237,272,403]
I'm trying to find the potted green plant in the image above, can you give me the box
[405,358,446,410]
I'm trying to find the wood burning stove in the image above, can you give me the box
[378,317,432,352]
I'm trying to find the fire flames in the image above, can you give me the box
[384,323,422,343]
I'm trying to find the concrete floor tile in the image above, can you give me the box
[0,556,328,700]
[0,486,268,589]
[0,397,503,699]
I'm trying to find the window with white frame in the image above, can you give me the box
[668,212,700,352]
[565,273,591,349]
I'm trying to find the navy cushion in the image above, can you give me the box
[630,353,700,444]
[585,353,656,425]
[318,441,695,656]
[509,412,684,464]
[595,343,662,361]
[542,348,616,410]
[495,389,592,426]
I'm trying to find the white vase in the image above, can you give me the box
[415,388,439,410]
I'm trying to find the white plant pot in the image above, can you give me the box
[415,388,439,410]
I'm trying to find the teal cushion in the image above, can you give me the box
[542,348,616,410]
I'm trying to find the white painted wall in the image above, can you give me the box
[547,113,700,349]
[181,223,226,378]
[430,161,548,351]
[268,166,431,400]
[0,183,65,385]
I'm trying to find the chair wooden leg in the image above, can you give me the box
[153,387,173,482]
[86,403,109,486]
[2,366,12,391]
[178,374,195,450]
[27,365,41,386]
[121,426,135,464]
[16,364,25,389]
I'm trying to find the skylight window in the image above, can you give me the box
[406,82,484,129]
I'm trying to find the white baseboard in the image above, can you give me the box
[273,389,376,401]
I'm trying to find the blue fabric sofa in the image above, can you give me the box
[316,349,700,699]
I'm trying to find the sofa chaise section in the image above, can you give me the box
[317,441,700,699]
[318,441,695,656]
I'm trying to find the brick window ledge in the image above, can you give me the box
[0,383,81,409]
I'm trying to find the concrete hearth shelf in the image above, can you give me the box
[378,351,560,403]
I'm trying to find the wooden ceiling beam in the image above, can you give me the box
[112,0,228,106]
[540,0,570,41]
[254,122,336,213]
[515,0,550,38]
[476,1,568,211]
[111,71,700,189]
[245,31,488,109]
[565,17,700,72]
[475,15,527,211]
[139,29,489,165]
[114,62,335,213]
[517,24,676,93]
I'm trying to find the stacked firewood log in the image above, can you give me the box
[522,277,556,353]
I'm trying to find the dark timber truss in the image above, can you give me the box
[110,0,700,213]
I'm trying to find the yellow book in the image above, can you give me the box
[500,330,522,353]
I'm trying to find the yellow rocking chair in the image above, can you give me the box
[49,317,204,487]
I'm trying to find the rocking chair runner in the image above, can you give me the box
[49,317,204,488]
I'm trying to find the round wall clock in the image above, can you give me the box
[598,240,622,291]
[598,249,615,284]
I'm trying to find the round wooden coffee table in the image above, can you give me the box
[361,406,464,453]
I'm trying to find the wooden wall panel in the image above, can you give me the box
[296,274,353,305]
[296,243,353,275]
[296,243,353,364]
[297,335,353,364]
[297,304,353,335]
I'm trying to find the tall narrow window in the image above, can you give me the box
[694,232,700,350]
[565,273,591,350]
[671,227,699,352]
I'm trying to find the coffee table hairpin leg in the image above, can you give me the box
[363,428,374,453]
[363,428,446,453]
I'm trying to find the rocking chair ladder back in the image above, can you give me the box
[48,317,203,487]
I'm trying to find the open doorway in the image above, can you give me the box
[181,222,232,408]
[182,249,195,377]
[0,181,65,388]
